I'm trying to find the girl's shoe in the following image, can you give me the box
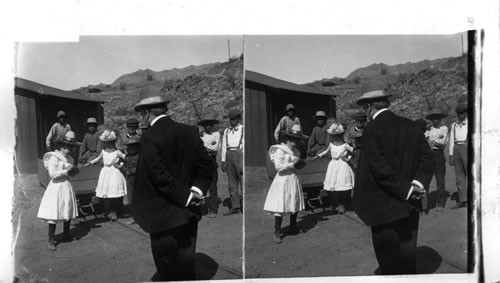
[273,230,282,243]
[47,238,56,251]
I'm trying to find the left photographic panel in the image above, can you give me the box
[13,36,244,282]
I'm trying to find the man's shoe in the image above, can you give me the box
[223,208,241,216]
[451,202,467,209]
[208,212,217,218]
[435,206,444,212]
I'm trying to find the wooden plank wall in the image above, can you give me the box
[244,86,268,167]
[15,94,38,173]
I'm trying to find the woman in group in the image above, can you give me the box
[37,131,79,251]
[263,124,306,244]
[84,130,127,221]
[313,123,355,214]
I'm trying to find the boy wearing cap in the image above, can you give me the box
[221,109,244,216]
[424,109,449,211]
[449,103,468,209]
[274,104,301,143]
[46,110,72,151]
[307,111,329,156]
[79,117,102,165]
[122,136,140,224]
[116,118,140,153]
[344,111,367,146]
[198,114,222,218]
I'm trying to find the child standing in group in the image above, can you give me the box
[84,130,127,221]
[264,124,306,244]
[37,131,79,251]
[122,135,140,224]
[313,123,355,215]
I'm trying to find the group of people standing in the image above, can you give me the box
[263,88,469,275]
[38,111,146,250]
[36,85,243,281]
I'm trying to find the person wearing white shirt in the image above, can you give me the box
[448,103,469,209]
[424,110,449,211]
[221,109,243,215]
[198,116,222,218]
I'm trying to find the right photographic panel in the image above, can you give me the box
[244,34,475,278]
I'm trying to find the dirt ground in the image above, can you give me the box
[245,151,469,279]
[13,168,243,283]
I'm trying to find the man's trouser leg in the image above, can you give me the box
[226,150,242,209]
[371,209,419,275]
[433,150,447,207]
[150,219,198,281]
[454,144,468,202]
[208,155,219,213]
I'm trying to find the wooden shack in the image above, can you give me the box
[14,77,106,174]
[245,70,338,167]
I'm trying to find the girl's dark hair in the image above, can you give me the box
[54,141,72,151]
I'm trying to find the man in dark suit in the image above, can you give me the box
[352,87,434,275]
[130,86,213,281]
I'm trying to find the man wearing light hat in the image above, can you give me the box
[221,109,244,216]
[424,108,449,211]
[352,84,434,275]
[198,113,222,218]
[130,86,213,281]
[307,110,329,156]
[274,104,301,143]
[46,110,72,151]
[448,102,468,209]
[78,117,102,165]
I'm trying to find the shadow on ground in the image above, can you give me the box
[149,252,219,281]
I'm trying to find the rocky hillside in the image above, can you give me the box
[305,55,468,126]
[73,55,243,133]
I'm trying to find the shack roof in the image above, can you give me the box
[245,70,338,97]
[15,77,107,103]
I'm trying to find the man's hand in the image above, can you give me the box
[189,191,205,206]
[410,184,425,200]
[449,155,455,166]
[221,162,227,172]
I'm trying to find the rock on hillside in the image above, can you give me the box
[73,55,243,133]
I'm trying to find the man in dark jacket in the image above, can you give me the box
[130,86,213,281]
[352,87,434,275]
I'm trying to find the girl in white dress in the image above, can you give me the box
[264,124,306,243]
[312,123,354,214]
[37,131,79,251]
[84,130,127,221]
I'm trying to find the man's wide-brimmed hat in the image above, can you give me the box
[134,86,169,112]
[285,104,296,113]
[425,108,448,120]
[123,135,141,145]
[198,112,220,126]
[86,117,97,125]
[327,123,345,135]
[351,111,367,121]
[126,118,140,127]
[223,109,241,120]
[58,131,79,146]
[314,111,327,119]
[356,81,391,105]
[57,110,67,118]
[285,124,306,139]
[99,130,117,142]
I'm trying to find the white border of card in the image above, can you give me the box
[1,0,499,282]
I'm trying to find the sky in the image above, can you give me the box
[245,34,467,84]
[16,36,244,90]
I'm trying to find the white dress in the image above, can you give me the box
[37,151,78,223]
[90,150,127,198]
[263,144,305,215]
[318,143,355,191]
